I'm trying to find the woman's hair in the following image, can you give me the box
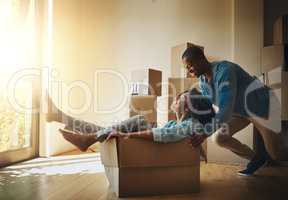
[184,88,215,124]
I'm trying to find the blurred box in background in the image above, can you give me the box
[131,68,162,96]
[129,95,157,127]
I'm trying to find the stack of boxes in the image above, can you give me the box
[129,68,162,127]
[100,43,202,197]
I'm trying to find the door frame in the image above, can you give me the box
[0,83,40,168]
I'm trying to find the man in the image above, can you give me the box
[182,46,288,176]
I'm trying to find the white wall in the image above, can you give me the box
[42,0,234,156]
[43,0,263,160]
[42,0,83,156]
[79,0,233,125]
[207,0,264,165]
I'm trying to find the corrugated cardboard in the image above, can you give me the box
[100,138,200,197]
[265,67,288,120]
[282,71,288,120]
[273,17,283,45]
[129,95,157,124]
[262,45,284,72]
[131,68,162,96]
[171,43,204,78]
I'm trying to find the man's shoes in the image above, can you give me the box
[238,155,268,177]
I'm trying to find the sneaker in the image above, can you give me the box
[238,156,268,177]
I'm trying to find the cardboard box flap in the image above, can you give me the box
[117,138,200,168]
[100,139,119,167]
[131,68,162,96]
[129,95,157,123]
[148,69,162,96]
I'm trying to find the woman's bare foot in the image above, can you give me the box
[59,128,99,152]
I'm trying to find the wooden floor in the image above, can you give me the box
[1,153,288,200]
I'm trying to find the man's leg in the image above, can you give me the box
[251,119,288,161]
[249,90,288,161]
[214,117,255,160]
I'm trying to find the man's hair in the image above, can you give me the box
[182,46,205,62]
[187,88,215,124]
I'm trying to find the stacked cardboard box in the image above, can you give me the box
[129,95,157,126]
[131,68,162,96]
[130,68,162,126]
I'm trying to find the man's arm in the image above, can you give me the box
[214,65,237,125]
[190,64,237,147]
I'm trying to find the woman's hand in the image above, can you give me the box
[106,130,130,141]
[188,134,208,148]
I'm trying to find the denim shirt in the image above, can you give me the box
[152,118,207,143]
[199,61,270,126]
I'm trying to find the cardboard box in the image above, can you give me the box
[171,43,204,78]
[168,77,208,162]
[168,78,198,121]
[100,138,200,197]
[129,95,157,125]
[282,71,288,120]
[262,45,284,72]
[273,16,283,45]
[131,68,162,96]
[265,67,288,120]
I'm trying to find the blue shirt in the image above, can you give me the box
[152,118,207,143]
[199,61,270,126]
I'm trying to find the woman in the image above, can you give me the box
[47,89,215,155]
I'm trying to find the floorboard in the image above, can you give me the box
[1,153,288,200]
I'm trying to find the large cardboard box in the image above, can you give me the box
[129,95,157,125]
[131,68,162,96]
[273,16,283,45]
[262,45,284,72]
[100,138,200,197]
[265,67,288,120]
[171,43,204,78]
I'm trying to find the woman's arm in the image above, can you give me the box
[106,119,205,144]
[127,130,154,140]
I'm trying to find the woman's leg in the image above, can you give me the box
[58,115,151,151]
[96,115,151,142]
[46,96,103,133]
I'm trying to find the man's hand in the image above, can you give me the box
[188,134,208,148]
[106,130,129,141]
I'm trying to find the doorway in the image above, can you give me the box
[0,0,39,167]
